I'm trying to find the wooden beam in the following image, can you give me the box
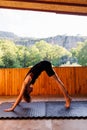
[0,0,87,15]
[3,0,87,5]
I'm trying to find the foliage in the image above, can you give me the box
[77,41,87,66]
[70,41,87,66]
[0,39,87,68]
[0,40,18,67]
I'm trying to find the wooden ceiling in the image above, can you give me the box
[0,0,87,15]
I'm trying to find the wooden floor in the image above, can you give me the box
[0,96,87,130]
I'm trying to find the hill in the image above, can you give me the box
[0,31,87,50]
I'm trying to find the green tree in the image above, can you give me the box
[35,40,71,66]
[70,42,84,58]
[35,40,53,61]
[0,48,4,67]
[17,45,30,67]
[49,45,71,66]
[70,41,87,66]
[0,39,18,68]
[28,45,42,66]
[77,41,87,66]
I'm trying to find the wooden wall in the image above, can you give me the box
[0,67,87,97]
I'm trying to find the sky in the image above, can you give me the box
[0,8,87,38]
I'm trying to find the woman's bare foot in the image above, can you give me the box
[65,96,72,108]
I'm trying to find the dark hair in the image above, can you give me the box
[23,86,32,103]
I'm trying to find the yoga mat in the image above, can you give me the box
[0,101,87,119]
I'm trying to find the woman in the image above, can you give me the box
[4,60,71,112]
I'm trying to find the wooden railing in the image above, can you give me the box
[0,67,87,96]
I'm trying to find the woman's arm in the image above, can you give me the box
[4,83,25,112]
[4,75,32,112]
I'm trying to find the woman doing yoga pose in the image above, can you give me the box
[4,60,71,112]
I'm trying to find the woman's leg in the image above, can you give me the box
[52,72,71,108]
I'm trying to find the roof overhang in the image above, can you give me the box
[0,0,87,15]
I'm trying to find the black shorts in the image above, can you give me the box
[44,62,55,77]
[26,61,55,84]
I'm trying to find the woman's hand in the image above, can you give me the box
[4,107,14,112]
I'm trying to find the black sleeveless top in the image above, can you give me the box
[25,60,55,84]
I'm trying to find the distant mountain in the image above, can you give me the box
[41,35,87,50]
[0,31,87,50]
[0,31,18,40]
